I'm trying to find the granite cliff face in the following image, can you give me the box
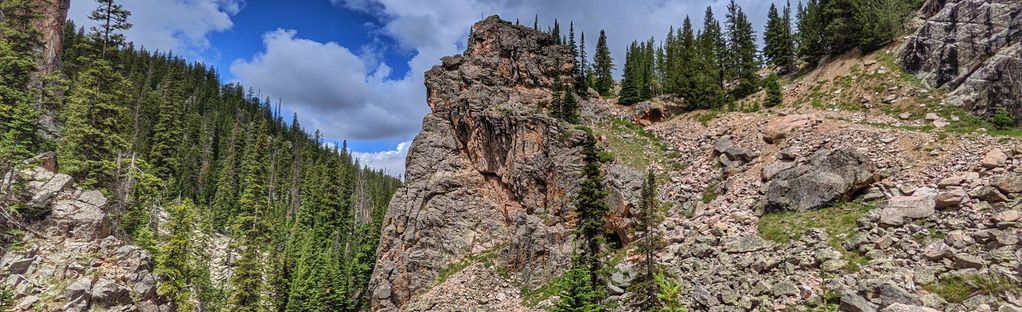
[899,0,1022,122]
[31,0,70,75]
[368,16,587,311]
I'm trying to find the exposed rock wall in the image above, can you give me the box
[899,0,1022,122]
[368,16,586,311]
[31,0,70,75]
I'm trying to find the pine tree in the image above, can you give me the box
[764,4,785,67]
[725,0,760,99]
[58,56,130,188]
[852,0,913,52]
[88,0,132,57]
[551,256,606,312]
[575,129,609,285]
[156,199,199,311]
[0,0,42,162]
[630,169,663,310]
[798,0,825,64]
[575,31,589,96]
[148,70,185,180]
[228,120,270,312]
[823,0,858,54]
[211,122,241,230]
[551,19,561,44]
[765,73,783,108]
[592,30,614,96]
[618,43,640,104]
[701,6,727,90]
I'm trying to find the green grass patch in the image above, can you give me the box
[696,110,721,126]
[520,272,566,307]
[591,117,686,179]
[758,201,874,273]
[434,248,501,286]
[923,274,1021,303]
[701,181,718,204]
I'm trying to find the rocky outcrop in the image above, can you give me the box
[899,0,1022,123]
[0,167,166,311]
[763,148,877,212]
[369,16,589,311]
[30,0,70,75]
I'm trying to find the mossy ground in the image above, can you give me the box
[757,201,874,273]
[591,117,686,180]
[924,274,1021,303]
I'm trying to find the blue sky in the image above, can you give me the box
[69,0,790,177]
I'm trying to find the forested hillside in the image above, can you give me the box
[1,0,400,311]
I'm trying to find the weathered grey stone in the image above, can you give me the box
[994,210,1021,222]
[90,278,131,307]
[881,303,940,312]
[880,194,936,226]
[993,174,1022,194]
[935,189,966,209]
[761,160,795,181]
[900,0,1022,123]
[840,291,878,312]
[764,148,876,212]
[939,172,980,187]
[714,138,755,166]
[922,241,952,260]
[972,186,1009,203]
[876,283,923,307]
[954,253,987,269]
[724,235,771,253]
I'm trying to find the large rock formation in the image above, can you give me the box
[31,0,70,75]
[763,148,876,212]
[369,16,588,311]
[0,167,166,311]
[899,0,1022,122]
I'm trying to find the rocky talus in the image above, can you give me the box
[1,167,166,311]
[369,16,603,311]
[899,0,1022,122]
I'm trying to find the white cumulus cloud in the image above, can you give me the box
[68,0,242,59]
[351,141,412,179]
[229,29,426,141]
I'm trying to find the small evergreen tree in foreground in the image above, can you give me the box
[630,168,664,310]
[765,73,783,108]
[552,256,606,312]
[574,128,610,285]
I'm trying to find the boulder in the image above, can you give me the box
[922,241,952,260]
[761,160,795,181]
[840,291,878,312]
[983,149,1009,168]
[971,186,1008,203]
[880,193,937,226]
[881,303,940,312]
[994,210,1021,223]
[935,189,966,209]
[954,253,986,269]
[993,174,1022,194]
[604,164,643,244]
[762,114,815,143]
[938,172,979,187]
[764,148,876,212]
[26,169,72,209]
[713,138,755,166]
[90,278,132,307]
